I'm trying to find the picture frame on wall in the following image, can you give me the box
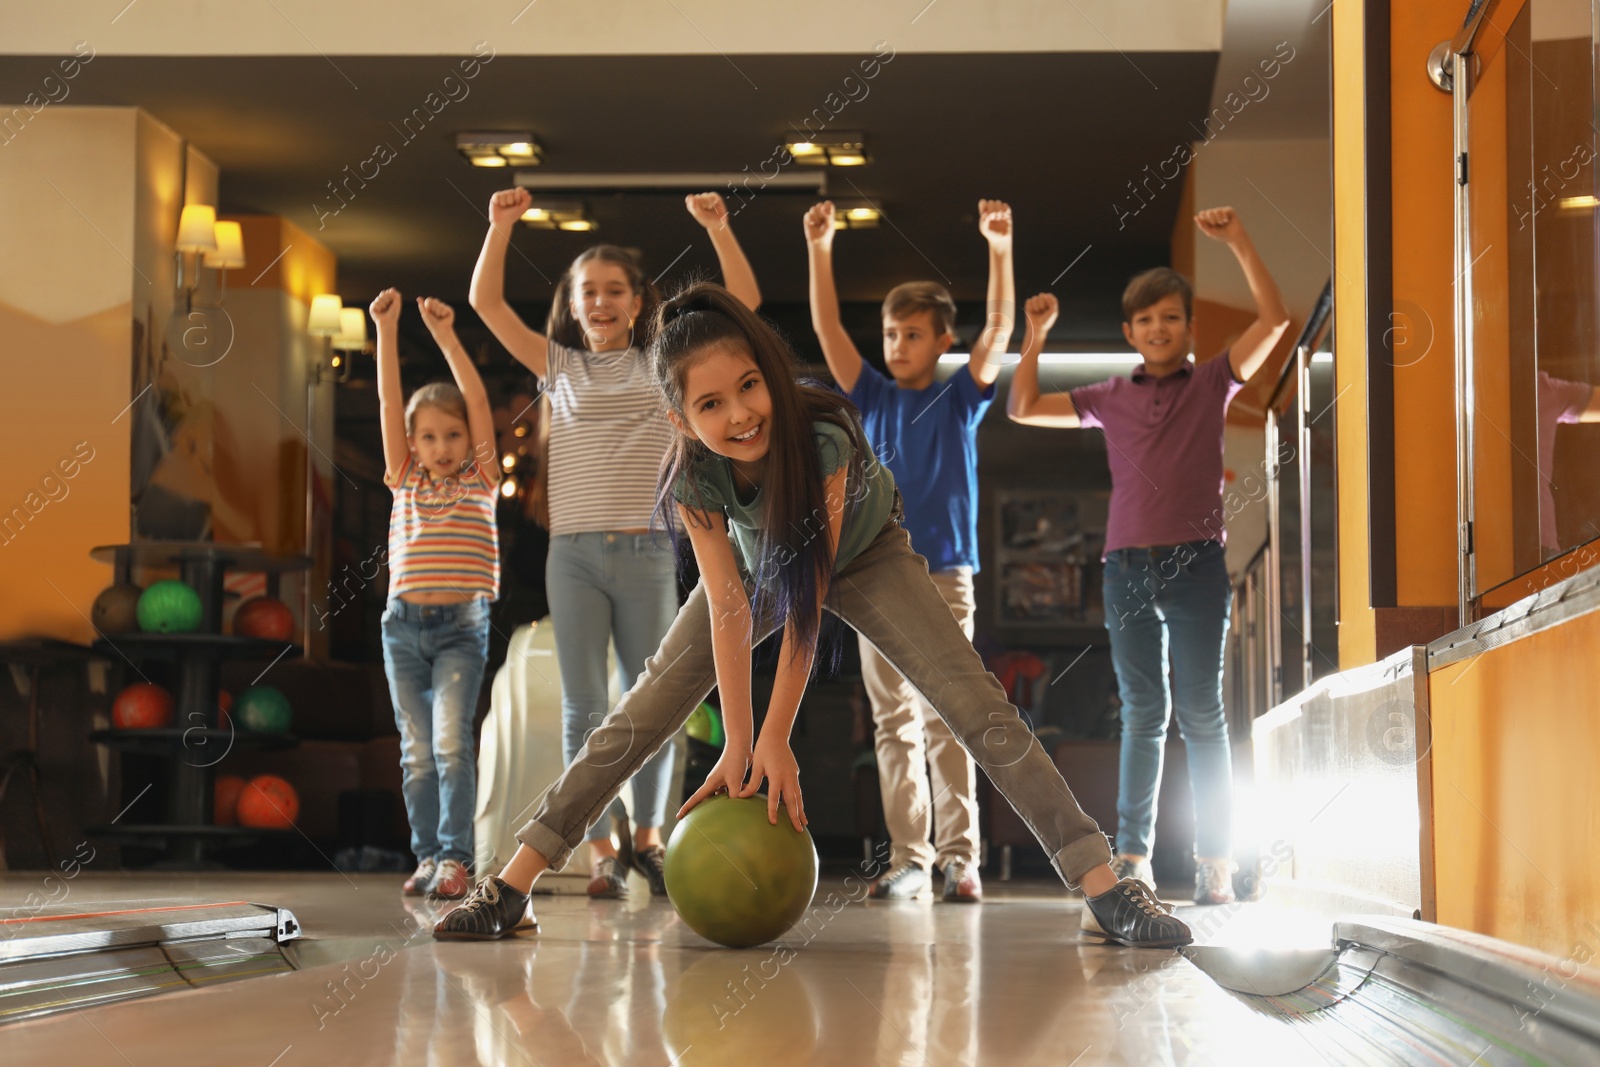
[996,490,1107,627]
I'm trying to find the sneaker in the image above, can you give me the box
[633,845,669,897]
[868,862,932,900]
[429,859,473,900]
[1081,878,1193,948]
[1194,857,1237,906]
[403,858,438,896]
[432,877,535,941]
[587,855,629,900]
[940,860,983,903]
[1109,853,1153,886]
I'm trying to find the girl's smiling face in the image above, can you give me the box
[571,259,643,352]
[409,405,471,478]
[671,343,773,475]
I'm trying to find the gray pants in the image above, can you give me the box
[515,513,1113,888]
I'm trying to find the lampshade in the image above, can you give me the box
[176,204,218,252]
[203,220,246,269]
[307,294,344,336]
[332,307,368,351]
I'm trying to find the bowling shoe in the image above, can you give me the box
[940,860,983,903]
[433,877,536,941]
[1080,878,1193,948]
[1109,853,1153,886]
[587,855,630,899]
[1193,857,1237,906]
[403,858,438,896]
[868,862,932,900]
[430,859,473,900]
[632,845,670,897]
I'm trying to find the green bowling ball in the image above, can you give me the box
[233,684,292,733]
[665,794,818,949]
[136,580,203,634]
[685,702,725,748]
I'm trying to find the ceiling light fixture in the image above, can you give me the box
[456,132,543,168]
[784,131,869,167]
[832,202,882,230]
[519,199,597,232]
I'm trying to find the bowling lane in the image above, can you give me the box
[3,872,1313,1066]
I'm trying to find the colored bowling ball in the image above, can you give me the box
[91,583,144,634]
[137,580,203,634]
[234,685,291,733]
[685,702,725,748]
[214,774,245,827]
[234,596,294,642]
[236,774,299,829]
[217,688,232,729]
[665,794,818,949]
[111,682,174,730]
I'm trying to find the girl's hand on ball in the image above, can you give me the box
[741,737,806,831]
[678,747,752,818]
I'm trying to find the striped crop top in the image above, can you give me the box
[384,455,500,600]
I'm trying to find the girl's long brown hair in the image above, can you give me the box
[650,282,876,659]
[546,244,661,351]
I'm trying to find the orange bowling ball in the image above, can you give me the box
[112,683,175,730]
[214,774,245,826]
[236,774,299,829]
[233,597,295,642]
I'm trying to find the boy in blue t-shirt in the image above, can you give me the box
[803,198,1015,902]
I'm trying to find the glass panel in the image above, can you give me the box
[1466,0,1600,598]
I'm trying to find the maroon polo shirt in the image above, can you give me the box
[1070,351,1244,554]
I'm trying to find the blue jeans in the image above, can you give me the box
[545,532,679,841]
[1103,540,1233,860]
[381,597,491,865]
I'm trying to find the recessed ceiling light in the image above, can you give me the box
[784,131,869,167]
[519,199,596,231]
[832,201,882,230]
[456,132,542,168]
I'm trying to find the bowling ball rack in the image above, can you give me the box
[88,543,310,869]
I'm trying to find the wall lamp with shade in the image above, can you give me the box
[308,293,351,383]
[175,204,247,311]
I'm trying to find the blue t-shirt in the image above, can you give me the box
[847,364,994,573]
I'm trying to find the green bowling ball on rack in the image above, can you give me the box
[233,684,292,733]
[136,580,204,634]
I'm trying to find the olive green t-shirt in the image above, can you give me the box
[671,421,896,576]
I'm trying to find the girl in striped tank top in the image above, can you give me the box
[371,288,501,902]
[469,187,762,899]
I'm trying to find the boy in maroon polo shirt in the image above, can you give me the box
[1006,206,1290,907]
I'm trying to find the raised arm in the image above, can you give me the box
[1195,207,1292,382]
[686,192,762,311]
[370,288,411,480]
[1007,293,1081,428]
[803,201,865,393]
[418,297,500,483]
[968,199,1016,390]
[469,187,551,379]
[676,505,756,816]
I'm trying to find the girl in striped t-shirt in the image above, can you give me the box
[468,187,761,899]
[371,288,501,902]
